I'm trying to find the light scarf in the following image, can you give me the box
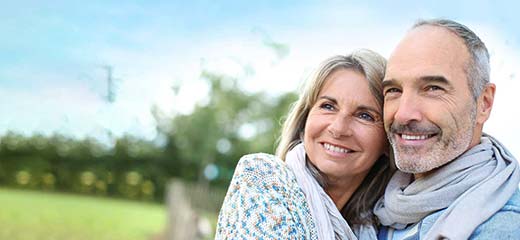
[373,134,520,239]
[285,143,377,240]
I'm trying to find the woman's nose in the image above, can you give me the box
[327,115,353,138]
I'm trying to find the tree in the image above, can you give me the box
[164,70,297,187]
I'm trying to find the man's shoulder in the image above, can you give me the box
[418,190,520,239]
[504,187,520,209]
[470,189,520,239]
[490,188,520,218]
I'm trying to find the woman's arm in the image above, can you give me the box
[215,153,316,239]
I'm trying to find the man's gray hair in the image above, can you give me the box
[413,19,490,100]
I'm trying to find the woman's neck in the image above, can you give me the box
[325,174,366,210]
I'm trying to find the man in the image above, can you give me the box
[374,19,520,239]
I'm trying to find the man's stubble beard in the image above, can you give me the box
[389,105,477,174]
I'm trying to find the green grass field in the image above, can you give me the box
[0,188,166,240]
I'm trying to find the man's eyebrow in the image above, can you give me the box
[382,76,450,89]
[419,75,450,85]
[382,79,397,89]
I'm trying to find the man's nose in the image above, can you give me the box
[393,92,423,125]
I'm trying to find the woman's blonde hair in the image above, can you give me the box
[275,49,394,225]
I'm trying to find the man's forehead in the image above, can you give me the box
[385,25,469,82]
[385,63,451,80]
[399,25,463,49]
[389,27,466,63]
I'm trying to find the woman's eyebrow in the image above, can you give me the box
[318,96,338,104]
[358,105,381,114]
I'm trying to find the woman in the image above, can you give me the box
[215,49,394,239]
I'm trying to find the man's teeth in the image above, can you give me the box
[401,134,430,140]
[323,143,350,153]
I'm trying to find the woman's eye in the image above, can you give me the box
[320,103,335,111]
[358,112,375,122]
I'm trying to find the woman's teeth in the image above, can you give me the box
[323,143,350,153]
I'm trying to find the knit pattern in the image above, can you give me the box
[215,153,318,239]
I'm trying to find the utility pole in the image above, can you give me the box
[102,65,116,103]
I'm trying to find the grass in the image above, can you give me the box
[0,188,166,240]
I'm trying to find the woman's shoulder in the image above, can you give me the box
[236,153,288,174]
[231,153,296,190]
[237,152,283,166]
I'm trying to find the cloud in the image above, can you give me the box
[1,1,519,152]
[477,25,520,157]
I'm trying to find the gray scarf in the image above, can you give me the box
[373,134,520,239]
[286,143,377,240]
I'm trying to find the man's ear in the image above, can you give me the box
[476,83,495,125]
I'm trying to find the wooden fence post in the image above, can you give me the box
[166,180,199,240]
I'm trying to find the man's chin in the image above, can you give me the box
[395,158,434,174]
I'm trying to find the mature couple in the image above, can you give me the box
[216,19,520,239]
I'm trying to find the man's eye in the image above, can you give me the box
[426,85,444,91]
[320,103,335,111]
[384,87,401,95]
[358,112,375,122]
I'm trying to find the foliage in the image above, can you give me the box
[165,70,297,187]
[0,68,298,200]
[0,132,166,200]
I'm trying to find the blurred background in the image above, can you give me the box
[1,1,519,239]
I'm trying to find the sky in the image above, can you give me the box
[1,1,519,155]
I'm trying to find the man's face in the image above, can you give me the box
[382,25,482,177]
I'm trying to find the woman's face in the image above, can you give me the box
[304,69,387,182]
